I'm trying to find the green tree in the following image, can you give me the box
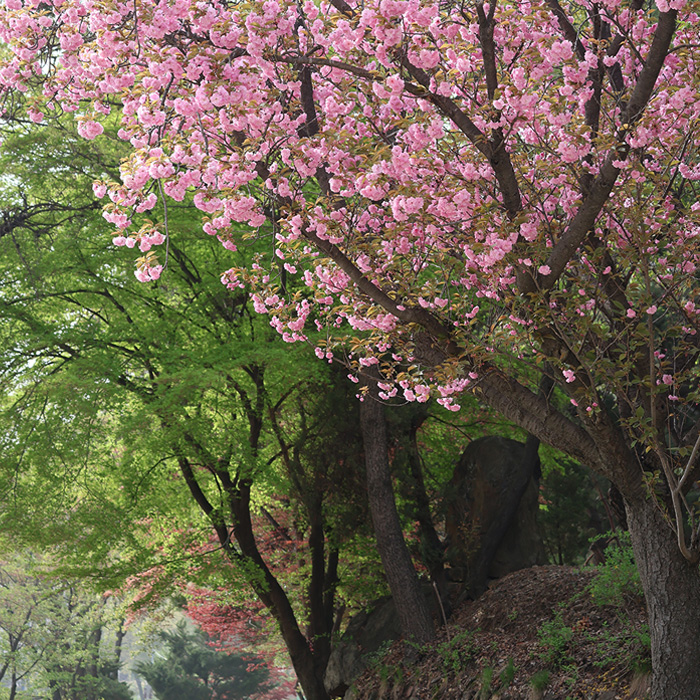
[0,551,132,700]
[135,621,269,700]
[0,116,380,700]
[539,460,607,566]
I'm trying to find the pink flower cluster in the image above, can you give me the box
[0,0,698,403]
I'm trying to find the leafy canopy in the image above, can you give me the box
[2,0,700,565]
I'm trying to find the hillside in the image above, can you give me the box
[346,566,649,700]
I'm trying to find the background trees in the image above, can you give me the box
[134,621,271,700]
[0,117,385,700]
[0,551,132,700]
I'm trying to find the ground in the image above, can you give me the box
[346,565,649,700]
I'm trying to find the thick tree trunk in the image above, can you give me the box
[359,378,434,644]
[626,494,700,700]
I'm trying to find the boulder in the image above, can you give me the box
[445,436,546,597]
[324,597,401,698]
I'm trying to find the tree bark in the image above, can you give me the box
[403,410,451,618]
[626,493,700,700]
[359,376,434,644]
[226,483,332,700]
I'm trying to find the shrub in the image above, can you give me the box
[537,609,573,667]
[588,532,643,608]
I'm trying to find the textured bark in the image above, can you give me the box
[228,482,332,700]
[404,413,451,619]
[626,495,700,700]
[360,378,434,644]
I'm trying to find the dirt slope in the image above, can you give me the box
[347,566,649,700]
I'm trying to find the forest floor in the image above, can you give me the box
[346,565,650,700]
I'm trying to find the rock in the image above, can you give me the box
[488,471,544,579]
[445,436,546,597]
[325,597,402,698]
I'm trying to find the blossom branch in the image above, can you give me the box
[530,10,678,294]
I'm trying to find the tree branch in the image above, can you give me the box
[523,10,678,294]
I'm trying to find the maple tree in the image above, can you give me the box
[0,116,388,700]
[1,0,700,697]
[183,585,299,700]
[134,619,274,700]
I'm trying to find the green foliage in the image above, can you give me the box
[529,669,551,691]
[537,609,573,667]
[135,621,270,700]
[366,639,394,667]
[588,532,643,608]
[360,641,401,694]
[499,657,516,688]
[0,550,133,700]
[0,110,383,622]
[48,663,134,700]
[586,623,651,676]
[435,629,479,676]
[477,665,493,699]
[539,459,606,565]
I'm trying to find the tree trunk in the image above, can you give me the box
[403,414,452,618]
[306,496,335,676]
[229,488,332,700]
[359,377,434,644]
[114,619,126,677]
[626,494,700,700]
[180,456,331,700]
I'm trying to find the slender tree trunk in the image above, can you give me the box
[359,377,434,644]
[180,456,331,700]
[228,484,331,700]
[626,494,700,700]
[113,619,126,680]
[232,540,330,700]
[307,497,335,674]
[404,412,451,618]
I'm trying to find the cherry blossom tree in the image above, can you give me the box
[2,0,700,697]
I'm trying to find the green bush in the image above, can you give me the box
[537,609,573,667]
[499,657,516,688]
[436,629,479,676]
[588,532,643,607]
[587,623,651,676]
[529,669,551,691]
